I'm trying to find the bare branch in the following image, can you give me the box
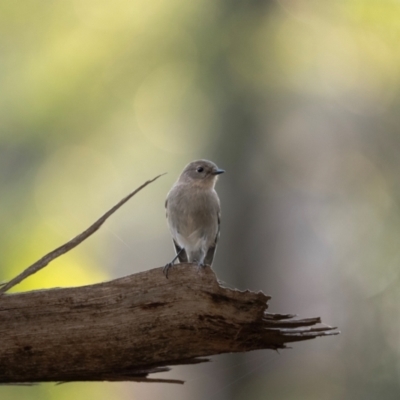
[0,174,166,296]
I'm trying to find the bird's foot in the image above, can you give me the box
[163,263,173,279]
[195,262,205,273]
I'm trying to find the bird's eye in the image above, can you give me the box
[196,167,204,173]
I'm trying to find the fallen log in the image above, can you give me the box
[0,264,338,384]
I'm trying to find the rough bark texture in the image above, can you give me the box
[0,264,338,384]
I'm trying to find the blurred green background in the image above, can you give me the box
[1,0,400,399]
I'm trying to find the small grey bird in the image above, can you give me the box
[164,160,224,277]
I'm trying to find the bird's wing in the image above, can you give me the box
[166,197,188,263]
[204,210,220,266]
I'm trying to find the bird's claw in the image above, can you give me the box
[163,263,173,279]
[195,262,205,272]
[163,261,207,279]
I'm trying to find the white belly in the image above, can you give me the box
[175,230,209,265]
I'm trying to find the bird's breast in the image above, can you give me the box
[167,185,219,243]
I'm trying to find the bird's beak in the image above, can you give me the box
[212,169,225,175]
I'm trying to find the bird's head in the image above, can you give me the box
[179,159,225,188]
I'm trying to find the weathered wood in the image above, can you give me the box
[0,264,338,384]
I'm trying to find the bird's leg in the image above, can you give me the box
[163,248,184,279]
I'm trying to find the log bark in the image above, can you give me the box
[0,264,338,384]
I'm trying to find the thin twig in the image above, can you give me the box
[0,173,166,296]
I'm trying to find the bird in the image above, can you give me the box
[163,159,224,278]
